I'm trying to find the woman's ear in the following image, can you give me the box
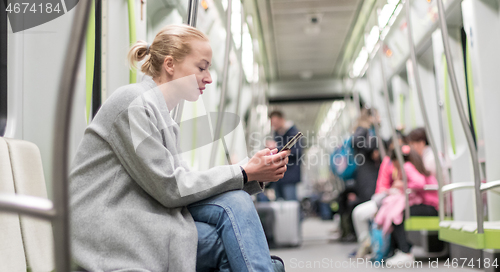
[163,56,175,76]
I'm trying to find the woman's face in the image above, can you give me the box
[171,39,213,101]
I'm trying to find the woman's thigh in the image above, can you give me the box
[187,190,257,225]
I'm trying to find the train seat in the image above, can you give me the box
[404,216,440,231]
[0,137,27,271]
[0,137,55,271]
[439,219,500,249]
[439,221,453,228]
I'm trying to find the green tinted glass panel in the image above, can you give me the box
[443,54,456,154]
[128,0,137,83]
[85,0,95,124]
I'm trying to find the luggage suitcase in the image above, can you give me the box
[270,201,301,247]
[256,201,301,247]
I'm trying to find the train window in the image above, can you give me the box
[0,0,7,136]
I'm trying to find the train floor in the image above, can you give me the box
[270,217,479,271]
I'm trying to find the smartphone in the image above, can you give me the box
[279,132,303,153]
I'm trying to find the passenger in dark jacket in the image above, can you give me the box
[352,127,381,203]
[269,110,303,201]
[338,108,381,242]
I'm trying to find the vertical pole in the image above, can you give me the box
[52,0,93,270]
[404,0,445,220]
[0,0,7,136]
[435,0,483,233]
[172,0,199,124]
[230,4,245,157]
[209,0,232,167]
[379,48,410,220]
[367,70,387,159]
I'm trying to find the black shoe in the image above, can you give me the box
[340,233,357,243]
[271,255,285,272]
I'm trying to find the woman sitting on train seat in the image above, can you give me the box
[351,131,406,257]
[407,127,449,183]
[375,145,438,266]
[70,24,288,272]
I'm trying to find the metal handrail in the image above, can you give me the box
[378,46,410,219]
[441,182,474,193]
[424,184,439,191]
[480,180,500,192]
[0,194,56,220]
[436,0,484,234]
[440,180,500,193]
[171,0,200,124]
[209,0,232,167]
[404,0,446,221]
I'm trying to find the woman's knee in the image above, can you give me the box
[352,203,365,221]
[217,190,255,213]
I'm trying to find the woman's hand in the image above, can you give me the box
[242,148,290,182]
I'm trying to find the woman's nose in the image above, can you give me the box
[204,72,212,84]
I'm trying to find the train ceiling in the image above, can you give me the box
[255,0,363,81]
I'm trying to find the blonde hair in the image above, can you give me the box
[128,24,209,78]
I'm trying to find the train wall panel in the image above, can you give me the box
[432,28,476,222]
[462,0,500,221]
[5,7,86,197]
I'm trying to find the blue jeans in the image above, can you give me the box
[189,190,275,272]
[195,221,232,272]
[274,183,297,201]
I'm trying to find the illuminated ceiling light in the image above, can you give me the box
[390,4,403,25]
[378,4,397,28]
[352,48,369,77]
[201,0,209,10]
[242,23,254,82]
[385,48,393,57]
[231,0,242,49]
[380,26,391,40]
[365,26,380,53]
[221,0,228,11]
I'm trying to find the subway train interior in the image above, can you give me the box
[1,0,500,271]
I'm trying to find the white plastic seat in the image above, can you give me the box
[4,138,55,272]
[439,221,453,228]
[461,221,500,233]
[0,137,27,271]
[450,221,469,230]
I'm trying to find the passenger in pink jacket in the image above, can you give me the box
[352,131,406,251]
[378,145,438,266]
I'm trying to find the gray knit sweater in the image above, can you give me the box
[70,76,263,271]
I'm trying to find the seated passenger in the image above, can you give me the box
[338,109,380,242]
[70,25,288,272]
[407,127,449,183]
[352,131,406,256]
[375,145,438,265]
